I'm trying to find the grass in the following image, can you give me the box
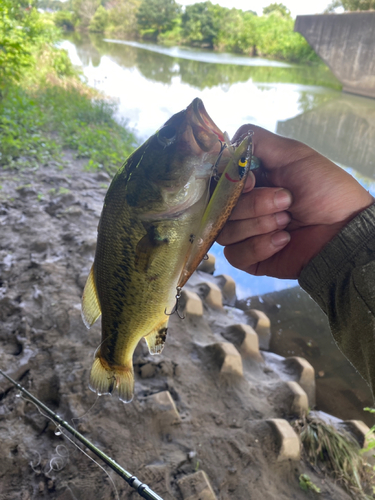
[295,415,375,499]
[0,76,137,175]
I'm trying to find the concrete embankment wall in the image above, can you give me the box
[295,12,375,99]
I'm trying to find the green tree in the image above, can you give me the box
[181,1,224,48]
[72,0,100,28]
[0,0,57,93]
[136,0,181,39]
[326,0,375,9]
[106,0,141,37]
[89,4,108,31]
[54,10,75,30]
[37,0,65,10]
[263,3,291,17]
[255,13,316,62]
[215,9,257,54]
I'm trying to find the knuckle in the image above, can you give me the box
[250,188,274,218]
[255,215,276,233]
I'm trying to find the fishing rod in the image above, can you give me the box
[0,369,164,500]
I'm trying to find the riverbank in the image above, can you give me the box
[0,82,136,174]
[0,1,137,175]
[0,152,373,499]
[53,1,319,64]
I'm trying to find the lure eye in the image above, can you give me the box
[157,125,177,148]
[238,157,248,180]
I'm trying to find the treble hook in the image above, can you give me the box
[164,286,185,319]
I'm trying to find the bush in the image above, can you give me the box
[89,5,108,33]
[106,0,140,38]
[0,84,137,173]
[0,0,58,91]
[54,10,75,31]
[255,13,318,62]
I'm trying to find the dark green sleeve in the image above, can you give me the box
[299,204,375,399]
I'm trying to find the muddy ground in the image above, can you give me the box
[0,154,365,499]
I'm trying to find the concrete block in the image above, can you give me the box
[215,274,236,306]
[267,418,301,461]
[247,309,271,350]
[178,471,217,500]
[221,324,261,360]
[180,290,203,317]
[197,253,215,274]
[206,342,243,377]
[283,356,316,408]
[197,282,223,310]
[339,420,372,448]
[146,391,181,426]
[286,381,309,416]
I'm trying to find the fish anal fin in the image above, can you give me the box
[89,355,134,403]
[82,265,102,329]
[144,322,169,355]
[135,224,169,272]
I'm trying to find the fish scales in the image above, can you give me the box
[81,98,252,402]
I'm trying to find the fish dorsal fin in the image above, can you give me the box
[81,265,102,329]
[144,320,169,355]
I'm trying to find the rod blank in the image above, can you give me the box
[0,369,164,500]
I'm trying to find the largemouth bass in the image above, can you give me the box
[81,98,253,402]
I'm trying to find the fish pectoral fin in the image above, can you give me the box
[135,224,169,272]
[81,265,102,328]
[89,355,134,403]
[144,321,169,355]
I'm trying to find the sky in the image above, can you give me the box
[178,0,336,18]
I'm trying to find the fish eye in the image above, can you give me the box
[157,125,176,148]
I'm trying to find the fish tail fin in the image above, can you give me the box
[89,356,134,403]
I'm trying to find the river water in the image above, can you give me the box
[61,34,375,423]
[61,34,375,297]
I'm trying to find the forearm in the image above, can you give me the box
[299,203,375,398]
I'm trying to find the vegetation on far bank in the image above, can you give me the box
[42,0,320,64]
[0,0,136,173]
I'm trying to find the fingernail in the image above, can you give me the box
[243,171,255,192]
[272,231,290,247]
[275,211,291,227]
[274,189,292,210]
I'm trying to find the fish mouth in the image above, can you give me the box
[160,98,225,155]
[187,98,225,152]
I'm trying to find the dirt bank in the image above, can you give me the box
[0,154,360,499]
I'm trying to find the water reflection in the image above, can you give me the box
[66,33,340,92]
[277,93,375,182]
[105,39,293,68]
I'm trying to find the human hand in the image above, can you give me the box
[217,125,374,279]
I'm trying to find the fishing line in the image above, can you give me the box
[43,445,69,476]
[93,332,116,359]
[71,394,99,432]
[0,369,164,500]
[16,390,120,500]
